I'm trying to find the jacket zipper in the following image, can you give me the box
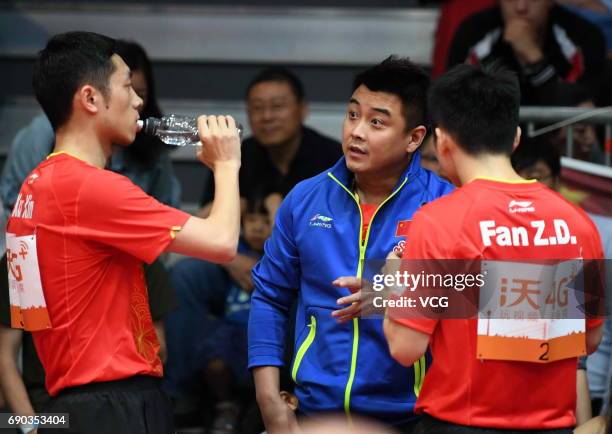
[327,172,409,422]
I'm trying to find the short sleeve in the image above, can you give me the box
[75,170,190,264]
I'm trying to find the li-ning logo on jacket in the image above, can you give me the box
[309,213,333,229]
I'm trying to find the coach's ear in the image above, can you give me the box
[512,126,522,152]
[405,125,427,154]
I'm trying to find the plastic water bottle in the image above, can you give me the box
[138,115,242,146]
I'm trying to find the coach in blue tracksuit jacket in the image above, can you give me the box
[248,57,454,432]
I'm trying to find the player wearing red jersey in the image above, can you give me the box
[5,32,241,434]
[383,64,604,433]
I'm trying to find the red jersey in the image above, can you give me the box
[6,153,190,396]
[389,178,604,429]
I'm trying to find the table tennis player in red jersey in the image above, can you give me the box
[5,32,241,434]
[383,64,604,433]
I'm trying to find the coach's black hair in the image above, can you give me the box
[352,55,430,130]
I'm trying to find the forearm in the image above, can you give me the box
[253,366,287,429]
[0,359,36,416]
[383,316,429,367]
[0,327,34,416]
[208,163,241,252]
[576,368,592,425]
[254,366,281,404]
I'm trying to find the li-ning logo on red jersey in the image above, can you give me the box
[27,173,39,185]
[509,200,535,214]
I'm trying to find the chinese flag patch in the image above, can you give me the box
[395,220,412,237]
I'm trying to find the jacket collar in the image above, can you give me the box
[328,151,422,192]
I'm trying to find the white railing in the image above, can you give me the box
[520,106,612,171]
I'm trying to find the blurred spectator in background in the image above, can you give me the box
[199,67,342,219]
[555,0,612,108]
[511,138,562,190]
[238,67,342,213]
[164,67,341,425]
[546,82,605,164]
[431,0,495,78]
[0,39,180,432]
[446,0,606,104]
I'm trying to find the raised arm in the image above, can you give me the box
[168,115,241,263]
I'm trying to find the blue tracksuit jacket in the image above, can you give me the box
[248,153,454,425]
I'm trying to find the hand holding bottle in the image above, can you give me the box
[196,115,241,172]
[138,114,242,147]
